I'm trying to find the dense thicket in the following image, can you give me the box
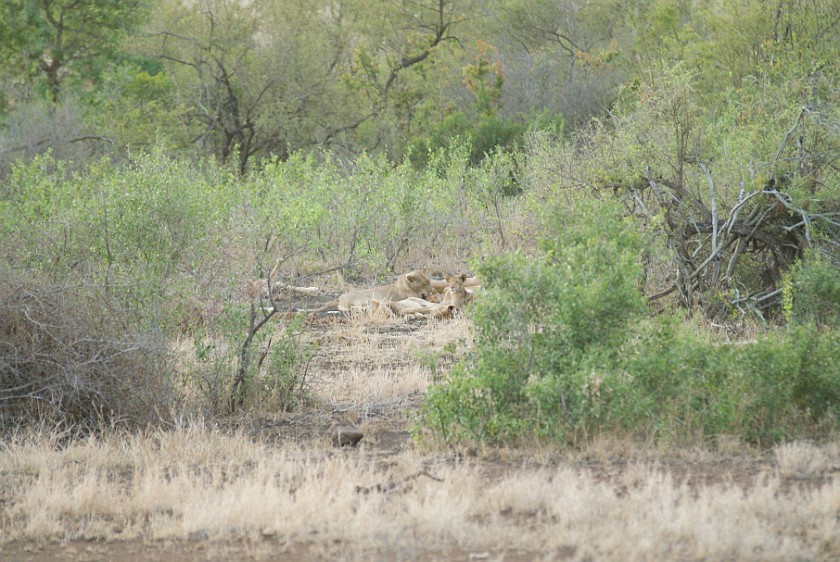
[2,0,839,441]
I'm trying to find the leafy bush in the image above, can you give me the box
[783,250,840,326]
[182,307,315,416]
[421,196,648,444]
[420,195,840,447]
[628,319,840,444]
[257,315,316,411]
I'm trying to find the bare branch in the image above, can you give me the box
[772,107,808,174]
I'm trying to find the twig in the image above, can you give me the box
[230,302,278,413]
[772,107,808,174]
[355,470,444,495]
[0,135,115,156]
[647,284,677,303]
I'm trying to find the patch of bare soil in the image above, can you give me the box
[1,540,543,562]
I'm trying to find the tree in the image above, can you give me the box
[140,0,469,172]
[0,0,147,102]
[143,0,341,173]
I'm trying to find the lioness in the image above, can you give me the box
[430,274,480,293]
[439,273,473,307]
[381,273,473,319]
[309,270,435,313]
[372,296,455,319]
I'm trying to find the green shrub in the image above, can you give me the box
[420,194,840,447]
[257,315,316,411]
[783,250,840,326]
[420,196,647,444]
[183,303,255,416]
[786,324,840,423]
[623,317,801,444]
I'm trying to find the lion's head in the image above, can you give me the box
[442,273,472,307]
[397,270,435,300]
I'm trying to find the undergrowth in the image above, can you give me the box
[420,196,840,447]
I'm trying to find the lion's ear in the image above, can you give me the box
[459,273,467,282]
[444,274,453,283]
[406,273,417,282]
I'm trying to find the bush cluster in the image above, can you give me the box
[420,196,840,447]
[1,126,837,440]
[0,144,530,426]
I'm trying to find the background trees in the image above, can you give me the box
[0,0,148,103]
[0,0,149,167]
[133,0,474,172]
[2,0,838,171]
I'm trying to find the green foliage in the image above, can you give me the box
[421,196,648,444]
[1,143,539,424]
[0,148,237,333]
[258,315,316,411]
[0,0,149,101]
[424,278,840,447]
[783,251,840,326]
[88,64,184,149]
[182,307,314,416]
[184,303,254,415]
[2,0,838,172]
[420,192,840,447]
[405,39,564,168]
[247,148,519,275]
[407,105,527,168]
[625,319,840,444]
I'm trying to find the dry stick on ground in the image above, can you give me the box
[355,470,444,495]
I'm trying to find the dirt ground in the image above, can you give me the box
[2,290,839,562]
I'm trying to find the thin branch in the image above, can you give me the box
[0,135,114,156]
[647,284,677,303]
[772,107,807,174]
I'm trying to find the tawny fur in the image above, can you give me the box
[379,273,473,319]
[309,270,436,313]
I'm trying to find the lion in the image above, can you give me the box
[430,274,480,294]
[375,296,455,319]
[308,270,436,313]
[441,273,473,306]
[379,273,473,319]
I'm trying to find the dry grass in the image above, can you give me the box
[2,313,840,561]
[774,440,837,479]
[1,424,840,561]
[305,314,471,409]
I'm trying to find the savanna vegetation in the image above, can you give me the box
[2,1,840,558]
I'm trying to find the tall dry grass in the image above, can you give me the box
[303,314,471,410]
[1,424,840,561]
